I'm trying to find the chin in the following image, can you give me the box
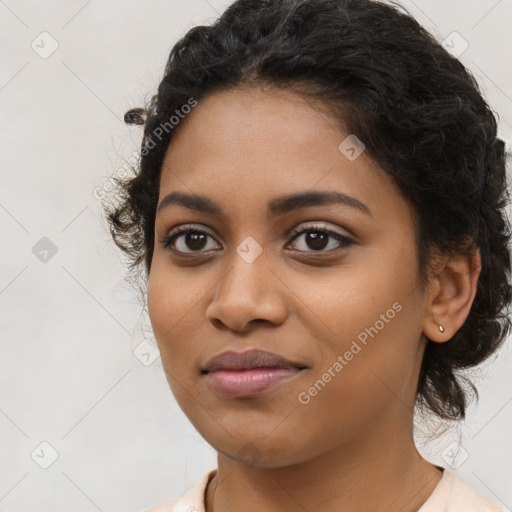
[209,432,316,469]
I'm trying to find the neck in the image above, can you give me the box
[205,413,443,512]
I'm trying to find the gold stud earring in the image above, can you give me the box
[438,324,445,333]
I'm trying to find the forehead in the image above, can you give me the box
[157,86,408,224]
[165,86,342,163]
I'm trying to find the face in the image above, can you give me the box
[147,86,430,468]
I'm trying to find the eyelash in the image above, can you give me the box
[159,223,355,256]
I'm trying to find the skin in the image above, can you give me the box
[147,86,481,512]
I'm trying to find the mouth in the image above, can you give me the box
[201,349,307,398]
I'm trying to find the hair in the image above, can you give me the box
[104,0,511,423]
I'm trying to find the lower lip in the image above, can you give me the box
[204,368,302,398]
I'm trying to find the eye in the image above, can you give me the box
[159,224,220,254]
[159,222,355,257]
[287,222,355,254]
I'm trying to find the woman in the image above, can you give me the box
[105,0,511,510]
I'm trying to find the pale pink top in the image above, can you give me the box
[143,467,505,511]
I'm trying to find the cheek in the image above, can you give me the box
[147,275,203,416]
[297,245,418,351]
[146,265,204,374]
[147,257,208,334]
[292,302,423,452]
[295,248,423,419]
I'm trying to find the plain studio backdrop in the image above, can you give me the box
[1,1,511,511]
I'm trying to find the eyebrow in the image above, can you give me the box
[156,190,371,218]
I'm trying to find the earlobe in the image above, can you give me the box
[423,246,481,343]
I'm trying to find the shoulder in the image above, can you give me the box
[419,467,505,512]
[143,498,178,512]
[141,469,217,512]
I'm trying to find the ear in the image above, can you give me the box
[423,243,481,343]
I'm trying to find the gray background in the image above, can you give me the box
[1,1,511,511]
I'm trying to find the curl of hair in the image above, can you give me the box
[104,0,511,422]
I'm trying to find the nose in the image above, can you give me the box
[205,248,289,333]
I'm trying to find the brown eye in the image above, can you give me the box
[301,231,330,251]
[160,225,220,254]
[288,224,355,253]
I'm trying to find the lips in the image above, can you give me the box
[202,349,305,373]
[202,349,307,398]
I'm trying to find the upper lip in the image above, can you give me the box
[202,349,307,373]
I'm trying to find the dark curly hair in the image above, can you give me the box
[104,0,511,423]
